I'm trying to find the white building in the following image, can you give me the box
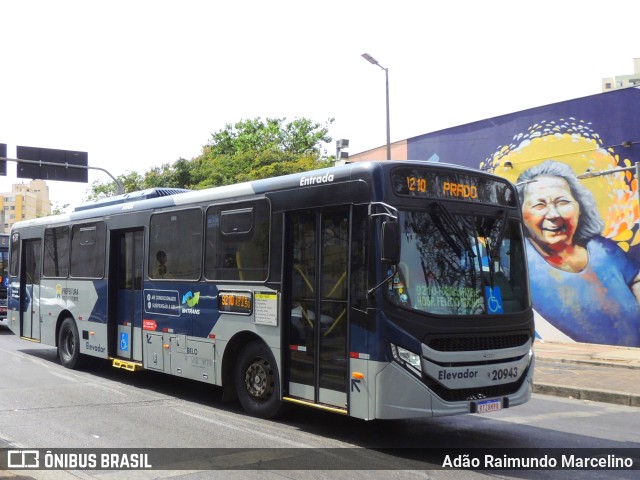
[602,57,640,91]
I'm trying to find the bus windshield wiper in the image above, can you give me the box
[429,202,475,258]
[478,210,508,287]
[489,209,508,259]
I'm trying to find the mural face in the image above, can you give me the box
[521,175,582,256]
[513,160,639,346]
[407,92,640,347]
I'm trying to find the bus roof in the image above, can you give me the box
[11,160,511,229]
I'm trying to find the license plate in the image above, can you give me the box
[475,398,502,414]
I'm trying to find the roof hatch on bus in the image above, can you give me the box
[74,187,192,212]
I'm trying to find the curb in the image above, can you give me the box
[535,357,640,370]
[533,382,640,408]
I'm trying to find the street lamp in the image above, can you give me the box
[362,53,391,160]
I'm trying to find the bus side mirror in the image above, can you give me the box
[381,221,399,265]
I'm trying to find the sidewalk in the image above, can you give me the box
[533,340,640,407]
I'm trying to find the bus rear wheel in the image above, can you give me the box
[235,340,282,419]
[58,317,83,369]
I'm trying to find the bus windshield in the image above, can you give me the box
[0,253,6,284]
[0,238,8,320]
[0,244,8,291]
[386,205,528,316]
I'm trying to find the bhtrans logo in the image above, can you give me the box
[181,291,201,315]
[299,172,335,187]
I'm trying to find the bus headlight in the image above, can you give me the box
[390,343,422,377]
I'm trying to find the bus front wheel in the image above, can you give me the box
[58,317,83,369]
[235,340,282,419]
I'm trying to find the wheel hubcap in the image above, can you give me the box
[245,358,273,400]
[63,328,74,357]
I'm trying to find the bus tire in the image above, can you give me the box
[235,340,282,419]
[58,317,83,369]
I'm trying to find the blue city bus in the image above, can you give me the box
[7,161,534,419]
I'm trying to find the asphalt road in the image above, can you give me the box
[0,326,638,479]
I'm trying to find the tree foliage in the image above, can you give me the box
[86,117,334,200]
[207,117,332,157]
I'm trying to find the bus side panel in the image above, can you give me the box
[348,357,371,420]
[39,278,65,347]
[115,285,143,360]
[141,280,281,387]
[62,279,109,358]
[143,332,169,372]
[375,362,434,419]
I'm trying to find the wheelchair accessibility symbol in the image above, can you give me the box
[120,332,129,352]
[485,286,504,314]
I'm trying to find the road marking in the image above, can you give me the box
[174,409,315,448]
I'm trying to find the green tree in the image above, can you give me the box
[46,202,70,216]
[207,117,332,156]
[86,116,334,200]
[85,171,146,201]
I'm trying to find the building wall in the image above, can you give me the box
[352,88,640,348]
[1,179,52,233]
[346,139,408,162]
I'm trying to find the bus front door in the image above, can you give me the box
[21,239,41,340]
[286,208,350,411]
[109,229,144,361]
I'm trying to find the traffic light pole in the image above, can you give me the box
[0,156,124,195]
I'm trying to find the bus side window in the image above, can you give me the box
[154,250,167,278]
[149,209,202,280]
[205,207,237,280]
[9,233,20,277]
[70,222,105,278]
[236,243,259,280]
[205,200,269,282]
[43,226,69,278]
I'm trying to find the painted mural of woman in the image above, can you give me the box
[516,160,640,347]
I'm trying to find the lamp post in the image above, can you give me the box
[362,53,391,160]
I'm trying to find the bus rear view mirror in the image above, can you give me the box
[381,221,399,265]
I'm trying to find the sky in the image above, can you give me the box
[1,0,638,209]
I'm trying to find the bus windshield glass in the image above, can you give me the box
[386,205,528,316]
[0,250,7,287]
[0,241,8,292]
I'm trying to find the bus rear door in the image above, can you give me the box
[20,239,42,340]
[109,229,144,362]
